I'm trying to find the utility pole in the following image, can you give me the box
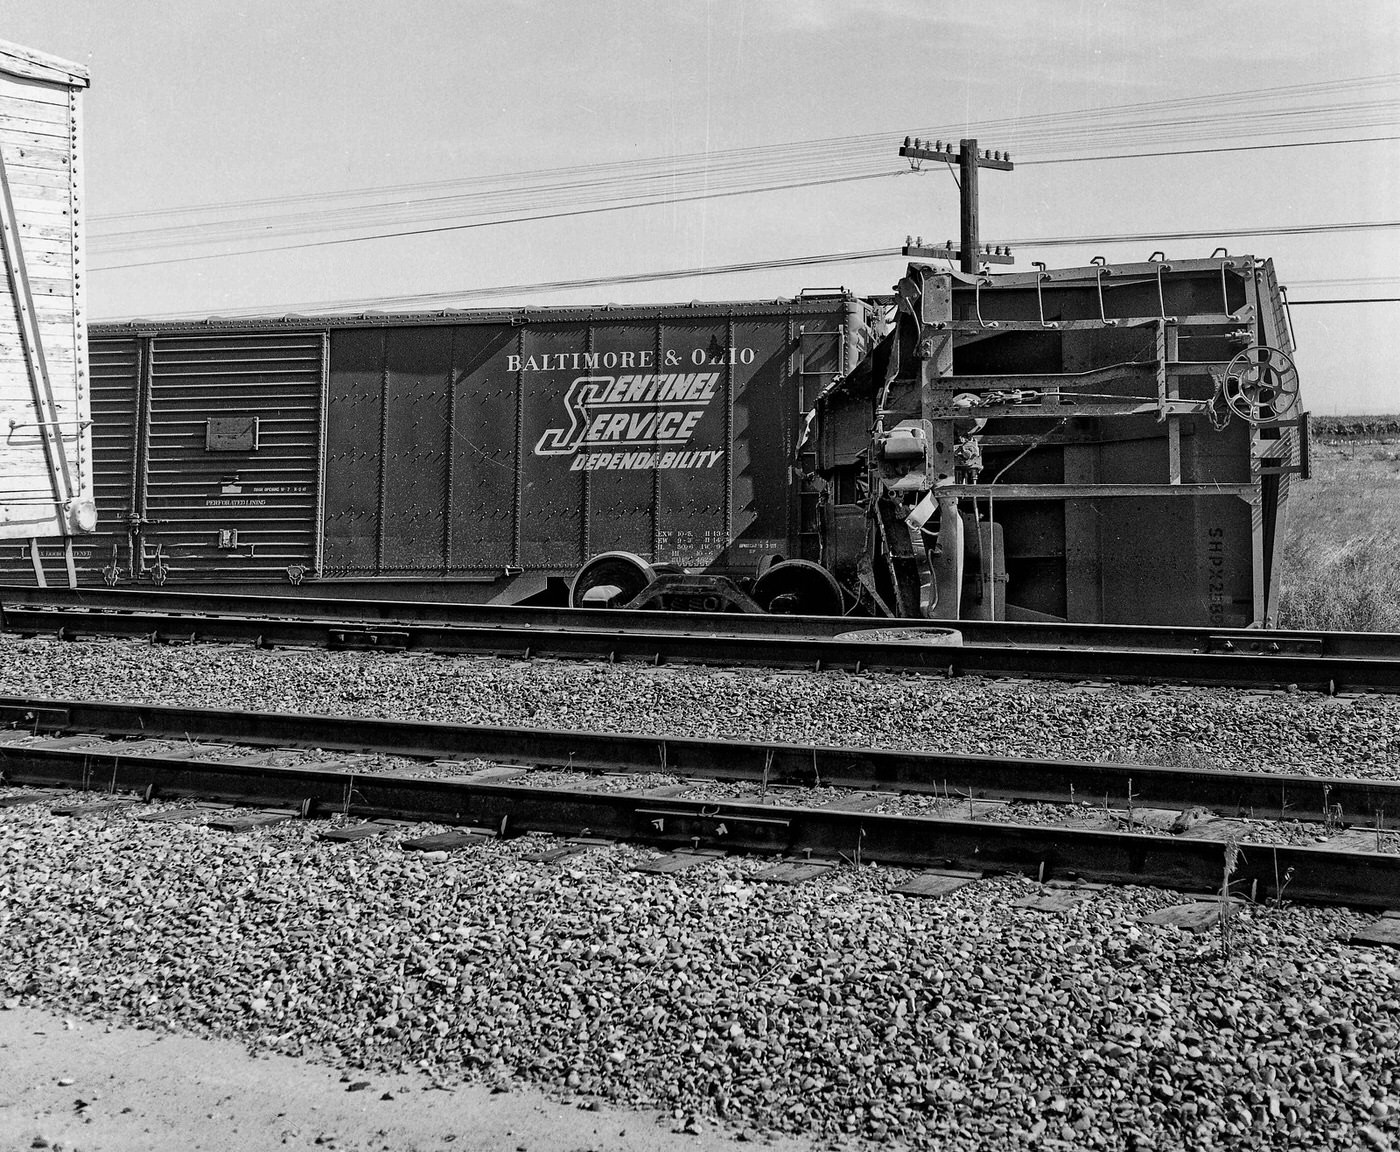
[898,137,1014,272]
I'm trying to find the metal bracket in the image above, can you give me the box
[1207,635,1323,656]
[327,628,410,652]
[0,704,70,730]
[972,277,997,327]
[1032,263,1058,329]
[7,418,92,438]
[1093,266,1118,326]
[1153,261,1177,323]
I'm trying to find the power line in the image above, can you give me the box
[90,160,1400,275]
[99,249,897,320]
[1288,292,1400,302]
[1017,134,1400,166]
[1289,275,1400,287]
[86,73,1400,267]
[92,71,1400,227]
[89,170,905,272]
[1026,220,1400,246]
[96,220,1400,321]
[92,124,1400,262]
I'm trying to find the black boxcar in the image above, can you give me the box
[7,295,873,602]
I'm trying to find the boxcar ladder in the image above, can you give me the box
[0,143,79,587]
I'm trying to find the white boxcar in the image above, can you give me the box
[0,39,93,584]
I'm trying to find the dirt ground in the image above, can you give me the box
[0,1006,811,1152]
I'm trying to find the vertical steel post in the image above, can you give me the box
[919,275,960,619]
[652,323,663,561]
[1165,323,1181,484]
[313,332,329,577]
[374,329,389,575]
[442,327,458,572]
[580,324,594,565]
[724,317,736,560]
[131,335,154,581]
[511,329,524,569]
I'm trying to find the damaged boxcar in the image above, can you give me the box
[0,252,1306,628]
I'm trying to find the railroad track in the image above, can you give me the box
[5,587,1400,693]
[2,695,1397,909]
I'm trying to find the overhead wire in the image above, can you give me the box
[89,129,1400,273]
[95,72,1400,224]
[1016,134,1400,165]
[90,170,908,271]
[82,70,1400,323]
[93,113,1400,253]
[87,72,1400,268]
[1288,298,1400,305]
[96,219,1400,320]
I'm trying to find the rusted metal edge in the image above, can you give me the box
[0,694,1396,827]
[1,747,1396,909]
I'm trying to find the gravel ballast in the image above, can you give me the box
[3,634,1400,1150]
[2,804,1398,1151]
[0,636,1397,777]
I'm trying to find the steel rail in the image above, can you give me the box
[5,603,1400,692]
[1,738,1397,909]
[0,695,1396,827]
[3,584,1397,658]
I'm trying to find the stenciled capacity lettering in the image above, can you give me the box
[1206,526,1227,625]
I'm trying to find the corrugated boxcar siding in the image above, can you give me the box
[0,336,138,583]
[84,338,143,577]
[144,334,321,579]
[89,339,142,518]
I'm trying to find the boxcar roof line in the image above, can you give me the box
[92,294,862,334]
[0,38,90,87]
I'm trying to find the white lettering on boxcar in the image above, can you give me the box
[534,373,724,468]
[506,346,753,373]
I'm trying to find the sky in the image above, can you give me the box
[7,0,1399,413]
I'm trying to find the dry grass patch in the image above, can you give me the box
[1275,432,1400,632]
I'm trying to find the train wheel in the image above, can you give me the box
[751,559,844,616]
[570,551,658,608]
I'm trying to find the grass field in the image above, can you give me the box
[1274,418,1400,632]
